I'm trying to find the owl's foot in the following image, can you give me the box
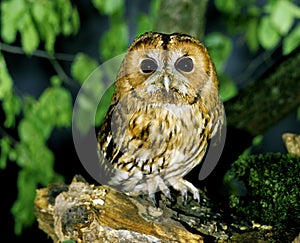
[147,175,172,207]
[149,193,158,207]
[172,178,200,203]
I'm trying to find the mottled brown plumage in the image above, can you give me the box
[97,32,224,203]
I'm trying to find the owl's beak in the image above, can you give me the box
[163,76,170,92]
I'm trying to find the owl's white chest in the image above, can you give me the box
[108,102,211,195]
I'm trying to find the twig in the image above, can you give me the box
[0,42,75,61]
[0,42,78,87]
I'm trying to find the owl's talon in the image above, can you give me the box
[162,188,172,201]
[193,191,200,203]
[172,178,200,203]
[182,188,188,204]
[149,193,158,207]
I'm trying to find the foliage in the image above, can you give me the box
[212,0,300,103]
[227,153,300,229]
[215,0,300,55]
[204,32,237,101]
[1,0,79,54]
[0,0,78,235]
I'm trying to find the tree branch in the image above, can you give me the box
[0,42,75,61]
[34,176,298,242]
[225,47,300,136]
[34,176,205,243]
[0,42,76,86]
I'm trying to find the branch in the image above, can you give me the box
[0,42,76,86]
[34,176,298,242]
[0,42,75,61]
[225,46,300,136]
[34,176,205,242]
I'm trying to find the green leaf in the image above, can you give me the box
[44,27,56,53]
[270,0,295,35]
[51,88,72,127]
[43,7,60,53]
[19,14,40,54]
[50,75,62,86]
[11,169,36,235]
[136,0,160,35]
[204,32,232,72]
[214,0,237,13]
[136,15,153,36]
[14,138,56,182]
[1,0,26,43]
[12,138,59,234]
[59,0,73,35]
[57,0,80,35]
[99,23,128,60]
[0,137,11,169]
[71,53,99,83]
[290,2,300,17]
[92,0,124,15]
[219,74,238,102]
[19,86,72,142]
[18,119,44,144]
[252,135,263,147]
[38,86,73,128]
[283,24,300,55]
[2,93,21,128]
[71,8,80,34]
[258,17,280,50]
[0,52,13,99]
[245,19,259,52]
[32,2,46,23]
[150,0,161,15]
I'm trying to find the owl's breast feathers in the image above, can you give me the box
[97,89,215,183]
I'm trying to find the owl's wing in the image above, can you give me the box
[97,103,123,182]
[199,99,226,180]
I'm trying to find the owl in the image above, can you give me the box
[97,32,224,205]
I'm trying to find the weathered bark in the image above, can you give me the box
[34,176,299,242]
[34,176,204,243]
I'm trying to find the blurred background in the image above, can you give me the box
[1,0,300,241]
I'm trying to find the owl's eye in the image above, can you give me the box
[140,58,158,73]
[175,57,194,72]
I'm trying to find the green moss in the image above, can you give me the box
[228,153,300,229]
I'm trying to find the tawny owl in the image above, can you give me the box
[97,32,224,204]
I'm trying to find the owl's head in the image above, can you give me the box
[115,32,219,105]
